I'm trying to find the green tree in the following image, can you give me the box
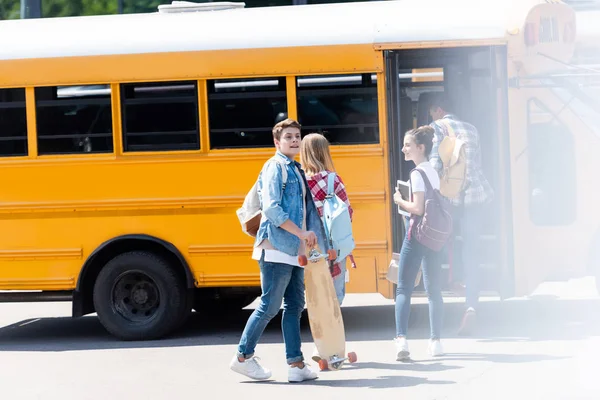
[122,0,164,14]
[0,0,21,20]
[42,0,118,18]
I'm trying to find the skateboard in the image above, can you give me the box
[299,245,357,371]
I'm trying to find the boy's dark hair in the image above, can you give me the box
[272,118,301,141]
[429,92,454,114]
[406,126,435,157]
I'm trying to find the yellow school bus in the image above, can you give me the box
[0,0,589,340]
[568,9,600,290]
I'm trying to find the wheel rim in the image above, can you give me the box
[111,270,160,323]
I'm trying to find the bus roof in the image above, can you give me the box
[0,0,563,61]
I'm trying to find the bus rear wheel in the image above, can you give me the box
[93,251,186,341]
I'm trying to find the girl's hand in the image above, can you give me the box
[393,189,403,205]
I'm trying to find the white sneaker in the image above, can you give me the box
[394,336,410,361]
[288,363,318,382]
[229,355,272,380]
[311,347,321,362]
[428,339,444,357]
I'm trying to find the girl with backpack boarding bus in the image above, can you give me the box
[300,133,355,306]
[393,126,452,360]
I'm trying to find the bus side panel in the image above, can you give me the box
[0,147,388,292]
[507,88,600,296]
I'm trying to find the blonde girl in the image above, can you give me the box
[300,133,354,305]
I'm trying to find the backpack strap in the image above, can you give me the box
[321,172,336,246]
[407,168,433,238]
[443,119,456,139]
[326,172,336,197]
[410,168,434,196]
[436,117,456,139]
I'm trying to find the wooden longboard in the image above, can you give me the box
[301,245,356,370]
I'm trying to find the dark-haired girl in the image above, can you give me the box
[393,126,445,360]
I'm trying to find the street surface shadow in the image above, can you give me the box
[348,361,462,372]
[243,375,455,389]
[0,297,596,352]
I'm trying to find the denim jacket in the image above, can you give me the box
[254,150,329,257]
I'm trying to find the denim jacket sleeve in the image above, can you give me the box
[260,160,289,227]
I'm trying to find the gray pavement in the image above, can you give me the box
[0,278,598,400]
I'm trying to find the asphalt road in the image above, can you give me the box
[0,278,598,400]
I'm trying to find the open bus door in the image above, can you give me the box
[385,45,513,299]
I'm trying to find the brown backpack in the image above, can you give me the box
[436,121,467,201]
[409,169,453,252]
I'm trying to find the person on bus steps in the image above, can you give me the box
[428,93,494,336]
[393,126,445,359]
[230,118,328,383]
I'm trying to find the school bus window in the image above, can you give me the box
[0,88,27,157]
[527,98,576,226]
[296,74,379,145]
[121,81,200,152]
[207,77,287,149]
[552,83,600,141]
[35,85,113,155]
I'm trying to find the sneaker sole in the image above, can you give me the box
[288,376,318,383]
[396,350,410,361]
[230,365,272,381]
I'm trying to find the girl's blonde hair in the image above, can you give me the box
[300,133,335,176]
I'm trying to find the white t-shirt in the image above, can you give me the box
[252,163,307,267]
[409,161,440,197]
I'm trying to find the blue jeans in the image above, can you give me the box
[457,203,486,310]
[237,251,305,364]
[395,230,444,340]
[332,257,347,305]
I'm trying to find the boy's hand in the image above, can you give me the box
[300,230,317,247]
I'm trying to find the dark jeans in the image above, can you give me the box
[395,229,444,340]
[454,203,487,310]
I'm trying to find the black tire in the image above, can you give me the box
[93,251,186,341]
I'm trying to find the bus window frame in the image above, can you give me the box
[119,80,202,155]
[294,72,381,146]
[206,76,288,151]
[526,96,577,227]
[32,84,115,157]
[0,87,29,159]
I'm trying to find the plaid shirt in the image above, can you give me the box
[306,171,353,278]
[306,171,353,220]
[429,114,494,206]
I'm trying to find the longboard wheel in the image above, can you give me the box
[318,359,328,371]
[348,352,357,363]
[327,249,337,260]
[298,255,308,266]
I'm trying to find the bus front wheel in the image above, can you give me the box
[93,251,186,341]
